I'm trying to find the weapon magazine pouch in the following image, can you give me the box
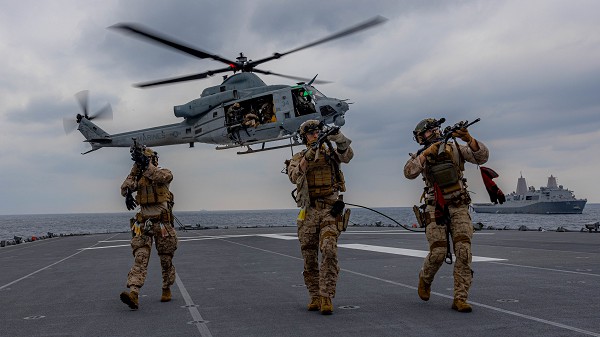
[429,161,461,193]
[143,219,154,235]
[337,208,351,232]
[146,185,156,203]
[330,199,345,217]
[412,205,425,228]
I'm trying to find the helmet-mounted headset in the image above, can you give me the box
[413,117,445,144]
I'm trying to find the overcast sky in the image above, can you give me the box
[1,0,598,215]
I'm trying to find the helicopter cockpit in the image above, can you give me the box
[292,86,317,116]
[295,85,349,127]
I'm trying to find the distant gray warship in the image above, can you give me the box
[472,174,587,214]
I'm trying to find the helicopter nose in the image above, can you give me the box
[337,101,349,112]
[334,115,346,126]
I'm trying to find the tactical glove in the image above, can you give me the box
[125,191,137,211]
[135,154,150,172]
[452,128,473,143]
[304,147,317,161]
[421,142,441,158]
[327,131,351,151]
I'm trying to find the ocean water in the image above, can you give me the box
[1,204,599,242]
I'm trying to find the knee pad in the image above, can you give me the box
[133,247,150,263]
[428,245,446,265]
[319,230,338,253]
[453,240,471,264]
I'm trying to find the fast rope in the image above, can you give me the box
[344,202,424,233]
[172,214,184,229]
[345,202,454,264]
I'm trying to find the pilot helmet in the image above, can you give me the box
[298,120,322,144]
[413,118,441,145]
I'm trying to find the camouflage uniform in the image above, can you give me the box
[120,156,177,299]
[287,121,353,313]
[405,134,488,307]
[294,194,343,298]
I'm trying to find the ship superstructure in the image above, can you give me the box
[472,174,587,214]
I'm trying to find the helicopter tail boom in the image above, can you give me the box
[77,118,112,153]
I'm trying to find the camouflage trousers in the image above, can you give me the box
[421,204,473,301]
[127,221,178,291]
[297,204,340,298]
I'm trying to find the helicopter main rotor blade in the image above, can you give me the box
[75,90,89,117]
[252,69,331,84]
[110,23,237,66]
[133,66,233,88]
[249,15,387,68]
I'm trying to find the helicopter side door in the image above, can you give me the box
[251,94,281,141]
[223,94,280,143]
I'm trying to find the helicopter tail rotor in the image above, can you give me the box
[64,90,113,134]
[63,116,79,134]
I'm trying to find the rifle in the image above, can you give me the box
[130,138,144,161]
[415,118,480,156]
[130,138,149,178]
[437,118,480,155]
[311,123,341,150]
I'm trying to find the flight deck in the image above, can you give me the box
[1,227,598,337]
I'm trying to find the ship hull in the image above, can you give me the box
[472,200,587,214]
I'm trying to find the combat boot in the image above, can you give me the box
[320,296,333,315]
[160,288,171,302]
[120,290,139,310]
[418,272,431,301]
[452,299,472,313]
[307,296,320,311]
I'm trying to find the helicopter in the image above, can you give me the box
[64,16,387,155]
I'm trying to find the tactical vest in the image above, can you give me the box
[424,143,465,197]
[135,176,173,205]
[305,148,346,199]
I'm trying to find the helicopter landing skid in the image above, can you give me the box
[215,134,301,151]
[236,141,302,155]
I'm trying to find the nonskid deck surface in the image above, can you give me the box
[1,227,598,337]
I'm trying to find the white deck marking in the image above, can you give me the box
[338,243,506,262]
[1,234,120,290]
[89,234,258,249]
[176,273,213,337]
[222,239,600,337]
[257,234,298,240]
[80,244,130,250]
[341,268,600,337]
[490,261,599,277]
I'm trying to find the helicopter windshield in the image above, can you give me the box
[304,85,326,100]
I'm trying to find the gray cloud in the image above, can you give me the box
[0,0,599,215]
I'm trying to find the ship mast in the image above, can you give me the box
[516,173,528,195]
